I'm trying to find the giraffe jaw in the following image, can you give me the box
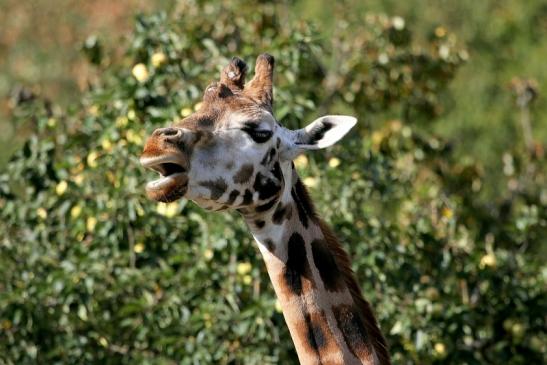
[140,154,188,202]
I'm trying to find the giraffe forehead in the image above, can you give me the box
[223,109,277,129]
[176,107,275,132]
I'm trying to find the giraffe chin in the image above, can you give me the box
[145,173,188,203]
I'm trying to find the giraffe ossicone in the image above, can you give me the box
[140,54,391,365]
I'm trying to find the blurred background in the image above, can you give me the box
[0,0,545,364]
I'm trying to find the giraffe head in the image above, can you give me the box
[140,54,356,212]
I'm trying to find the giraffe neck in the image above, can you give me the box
[243,162,390,365]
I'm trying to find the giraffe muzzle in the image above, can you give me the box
[140,153,189,202]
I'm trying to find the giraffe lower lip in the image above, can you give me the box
[146,172,186,191]
[145,172,188,202]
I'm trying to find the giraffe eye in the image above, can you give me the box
[243,127,273,143]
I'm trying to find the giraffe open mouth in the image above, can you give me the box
[140,154,188,201]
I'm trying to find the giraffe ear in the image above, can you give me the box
[279,115,357,161]
[293,115,357,150]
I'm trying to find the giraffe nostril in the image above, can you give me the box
[154,127,183,142]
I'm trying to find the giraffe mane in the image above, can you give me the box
[295,178,391,364]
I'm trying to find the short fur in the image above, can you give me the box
[140,53,391,365]
[293,181,391,364]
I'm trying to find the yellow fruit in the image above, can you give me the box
[56,180,68,196]
[243,275,252,285]
[156,202,179,218]
[36,208,48,220]
[86,217,97,232]
[294,155,308,168]
[328,157,341,168]
[87,151,99,168]
[70,205,82,218]
[435,26,447,38]
[134,242,145,253]
[88,105,99,117]
[480,253,497,268]
[441,207,454,219]
[236,262,252,275]
[101,138,113,152]
[115,116,128,128]
[151,52,167,68]
[203,249,214,260]
[132,63,149,82]
[303,176,318,188]
[72,174,84,186]
[434,342,446,355]
[371,131,383,148]
[392,16,405,30]
[126,130,143,145]
[180,107,193,117]
[511,323,525,338]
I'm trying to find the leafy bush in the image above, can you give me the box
[0,2,545,364]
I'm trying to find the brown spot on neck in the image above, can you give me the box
[318,220,391,364]
[226,190,240,205]
[272,202,292,224]
[332,304,374,362]
[311,238,344,292]
[291,178,316,228]
[282,232,315,295]
[199,178,227,200]
[233,164,254,184]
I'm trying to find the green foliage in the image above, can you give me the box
[0,2,545,364]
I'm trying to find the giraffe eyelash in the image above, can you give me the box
[242,126,273,143]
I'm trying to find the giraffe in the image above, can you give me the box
[140,54,391,365]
